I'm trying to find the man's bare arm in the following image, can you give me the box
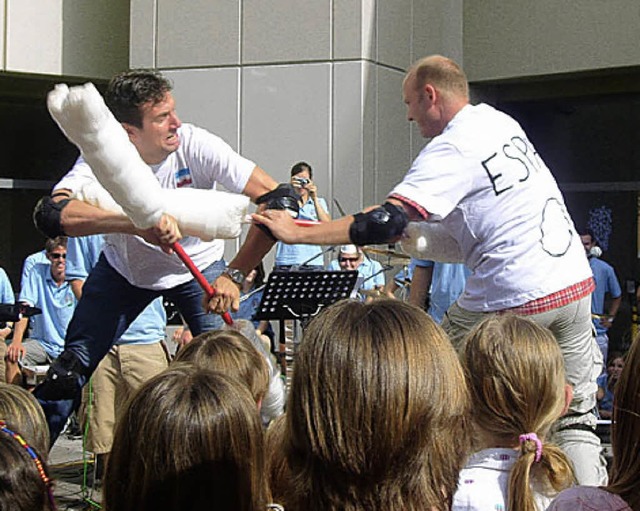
[52,189,181,250]
[251,197,423,247]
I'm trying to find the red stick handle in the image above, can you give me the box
[171,242,233,325]
[294,219,320,227]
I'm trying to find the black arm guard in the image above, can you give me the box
[256,183,300,217]
[349,202,409,246]
[33,195,71,238]
[255,184,301,240]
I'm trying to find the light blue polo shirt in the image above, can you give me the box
[20,250,48,292]
[0,267,15,305]
[275,197,328,267]
[66,235,166,345]
[328,257,386,290]
[415,260,470,324]
[19,263,76,358]
[588,257,622,336]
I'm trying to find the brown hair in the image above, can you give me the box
[264,414,290,507]
[103,364,268,511]
[44,236,67,254]
[607,336,640,509]
[0,431,55,511]
[173,330,269,404]
[407,55,469,100]
[462,315,576,511]
[0,383,50,457]
[285,299,469,511]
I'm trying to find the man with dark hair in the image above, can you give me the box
[579,228,621,368]
[34,70,280,442]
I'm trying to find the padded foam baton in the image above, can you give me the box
[171,242,233,325]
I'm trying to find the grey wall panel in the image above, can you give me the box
[334,0,377,61]
[377,0,411,70]
[243,0,331,64]
[130,0,156,69]
[157,0,240,68]
[412,0,463,65]
[164,68,241,150]
[376,65,410,203]
[241,63,331,188]
[464,0,640,82]
[333,61,365,216]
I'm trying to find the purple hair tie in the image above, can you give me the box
[519,432,543,463]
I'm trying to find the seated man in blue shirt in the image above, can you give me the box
[5,237,77,384]
[328,245,386,299]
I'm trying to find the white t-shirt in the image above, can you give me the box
[55,123,256,290]
[452,448,555,511]
[390,103,591,312]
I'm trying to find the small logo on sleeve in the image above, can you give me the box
[175,167,193,188]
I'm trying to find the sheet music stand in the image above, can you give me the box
[254,270,359,372]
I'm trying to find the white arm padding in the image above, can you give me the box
[47,83,164,229]
[399,221,465,263]
[161,188,249,241]
[72,181,249,241]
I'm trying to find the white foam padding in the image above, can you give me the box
[50,82,250,240]
[73,182,249,241]
[48,83,164,229]
[399,221,464,263]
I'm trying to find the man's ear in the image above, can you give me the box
[121,122,136,142]
[560,384,574,416]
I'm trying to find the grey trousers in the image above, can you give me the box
[442,295,608,485]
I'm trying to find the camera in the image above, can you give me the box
[293,177,310,187]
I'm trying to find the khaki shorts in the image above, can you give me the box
[80,342,169,454]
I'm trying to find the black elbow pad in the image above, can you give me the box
[33,195,71,238]
[349,202,408,246]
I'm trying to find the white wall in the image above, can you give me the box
[464,0,640,82]
[1,0,128,78]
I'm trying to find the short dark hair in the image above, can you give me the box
[45,236,67,253]
[578,228,597,244]
[290,161,312,179]
[105,70,173,128]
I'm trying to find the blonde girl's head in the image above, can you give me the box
[462,314,576,511]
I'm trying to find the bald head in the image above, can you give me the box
[405,55,469,101]
[402,55,470,138]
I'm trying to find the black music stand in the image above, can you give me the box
[254,270,359,370]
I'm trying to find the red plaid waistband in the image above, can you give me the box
[504,277,595,316]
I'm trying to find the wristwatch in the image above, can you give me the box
[221,267,247,286]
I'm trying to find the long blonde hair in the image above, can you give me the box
[462,315,576,511]
[173,329,269,404]
[103,364,268,511]
[286,299,470,511]
[607,336,640,510]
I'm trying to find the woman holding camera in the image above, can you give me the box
[274,162,330,271]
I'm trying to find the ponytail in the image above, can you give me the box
[509,435,576,511]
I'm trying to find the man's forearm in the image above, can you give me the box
[59,198,137,237]
[292,215,354,245]
[227,224,276,274]
[11,317,28,345]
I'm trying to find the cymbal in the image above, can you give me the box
[359,289,387,301]
[362,247,411,261]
